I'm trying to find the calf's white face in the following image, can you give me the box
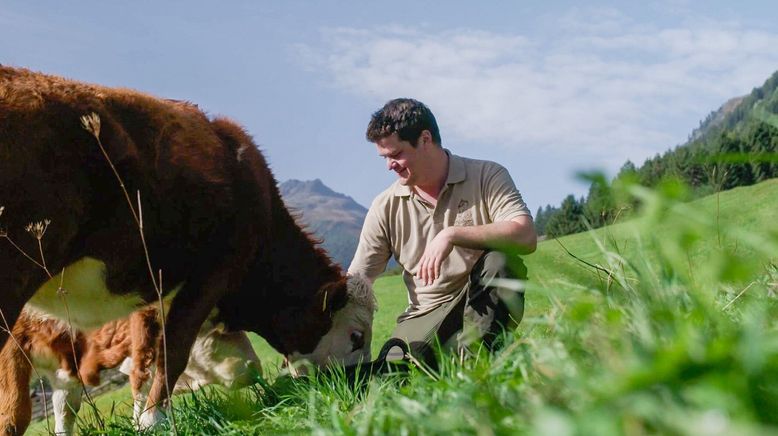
[174,323,261,393]
[289,274,376,367]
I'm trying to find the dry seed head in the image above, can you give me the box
[80,112,101,138]
[25,219,51,240]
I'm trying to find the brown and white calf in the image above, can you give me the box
[0,306,260,435]
[0,66,376,427]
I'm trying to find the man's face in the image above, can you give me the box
[375,133,421,186]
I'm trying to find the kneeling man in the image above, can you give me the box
[349,98,537,364]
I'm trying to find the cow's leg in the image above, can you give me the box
[51,369,81,436]
[0,334,32,436]
[138,294,215,428]
[139,266,237,429]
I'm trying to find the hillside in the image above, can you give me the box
[527,178,778,298]
[279,179,367,268]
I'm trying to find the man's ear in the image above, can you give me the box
[418,130,433,148]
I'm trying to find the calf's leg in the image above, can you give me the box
[51,369,82,436]
[129,308,159,425]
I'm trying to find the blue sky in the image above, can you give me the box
[3,1,777,212]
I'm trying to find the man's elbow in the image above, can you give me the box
[518,231,537,254]
[511,217,537,254]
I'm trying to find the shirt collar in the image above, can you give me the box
[445,150,466,185]
[393,149,466,197]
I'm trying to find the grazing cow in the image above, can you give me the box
[0,306,261,435]
[0,66,376,427]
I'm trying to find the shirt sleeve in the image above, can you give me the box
[348,200,392,282]
[484,164,532,223]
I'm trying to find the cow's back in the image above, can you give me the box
[0,66,249,319]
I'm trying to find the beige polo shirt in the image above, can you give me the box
[348,152,531,321]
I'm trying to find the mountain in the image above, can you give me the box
[279,179,368,268]
[687,95,746,143]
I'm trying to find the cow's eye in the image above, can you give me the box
[350,331,365,352]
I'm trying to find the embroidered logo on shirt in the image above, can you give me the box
[454,199,474,226]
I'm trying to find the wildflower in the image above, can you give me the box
[80,112,101,138]
[25,219,51,240]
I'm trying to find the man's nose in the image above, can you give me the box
[387,159,397,171]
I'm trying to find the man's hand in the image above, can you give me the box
[416,227,454,286]
[415,217,537,286]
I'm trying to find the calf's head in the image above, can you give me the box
[279,274,376,368]
[174,321,261,393]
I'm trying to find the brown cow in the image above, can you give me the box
[0,66,376,428]
[0,306,260,435]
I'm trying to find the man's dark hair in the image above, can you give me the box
[366,98,442,147]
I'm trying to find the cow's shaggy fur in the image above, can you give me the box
[0,65,375,427]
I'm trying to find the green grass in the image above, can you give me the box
[30,178,778,435]
[28,386,133,435]
[525,178,778,313]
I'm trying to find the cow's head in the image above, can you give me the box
[173,320,261,393]
[278,274,376,368]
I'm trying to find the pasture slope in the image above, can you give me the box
[29,179,778,435]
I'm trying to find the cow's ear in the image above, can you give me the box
[319,279,349,314]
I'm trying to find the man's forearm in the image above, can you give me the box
[443,217,537,254]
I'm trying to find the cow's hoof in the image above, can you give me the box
[137,407,165,430]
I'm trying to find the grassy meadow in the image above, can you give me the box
[30,178,778,435]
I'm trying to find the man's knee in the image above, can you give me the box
[482,250,526,279]
[469,250,527,330]
[472,250,527,284]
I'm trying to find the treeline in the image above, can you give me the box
[536,70,778,238]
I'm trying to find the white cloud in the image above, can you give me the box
[295,13,778,167]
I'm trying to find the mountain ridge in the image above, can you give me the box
[279,179,368,268]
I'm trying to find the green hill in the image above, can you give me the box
[527,178,778,300]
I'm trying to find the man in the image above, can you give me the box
[348,98,537,364]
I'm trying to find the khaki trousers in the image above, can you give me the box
[389,251,526,365]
